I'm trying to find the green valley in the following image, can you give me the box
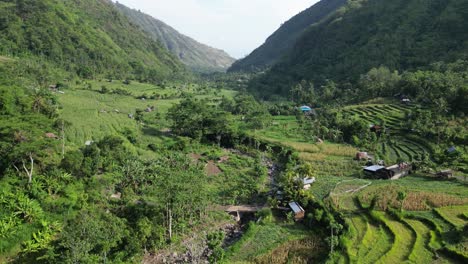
[0,0,467,263]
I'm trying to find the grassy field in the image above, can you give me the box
[58,80,237,146]
[225,222,325,263]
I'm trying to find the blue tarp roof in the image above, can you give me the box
[300,106,312,111]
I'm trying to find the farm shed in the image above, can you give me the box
[447,146,457,154]
[356,152,369,160]
[385,163,411,179]
[401,98,411,104]
[364,165,385,176]
[437,170,453,179]
[300,106,312,112]
[364,163,411,180]
[289,202,305,221]
[299,106,316,116]
[303,177,316,190]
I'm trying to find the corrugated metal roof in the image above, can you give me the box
[289,202,304,214]
[364,165,385,172]
[303,177,316,185]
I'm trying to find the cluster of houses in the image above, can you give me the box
[275,176,316,221]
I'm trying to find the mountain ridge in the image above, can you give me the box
[247,0,468,98]
[0,0,186,82]
[228,0,347,72]
[115,2,235,73]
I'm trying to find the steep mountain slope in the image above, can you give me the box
[115,2,235,73]
[0,0,186,81]
[228,0,347,72]
[249,0,468,98]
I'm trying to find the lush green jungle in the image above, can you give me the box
[0,0,467,263]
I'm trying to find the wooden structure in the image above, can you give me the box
[289,202,305,221]
[356,152,369,160]
[370,125,383,136]
[224,205,266,222]
[364,163,411,180]
[436,170,453,179]
[364,165,385,177]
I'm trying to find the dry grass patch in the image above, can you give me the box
[319,144,357,157]
[0,56,13,63]
[254,237,326,264]
[359,186,468,211]
[281,142,321,153]
[298,152,327,161]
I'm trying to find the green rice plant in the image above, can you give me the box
[393,144,413,161]
[361,212,394,263]
[346,215,368,261]
[377,213,415,264]
[404,219,435,263]
[435,205,468,228]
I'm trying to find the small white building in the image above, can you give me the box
[303,177,316,190]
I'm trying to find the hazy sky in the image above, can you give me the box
[115,0,318,58]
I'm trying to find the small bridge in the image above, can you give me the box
[224,205,266,213]
[218,205,268,222]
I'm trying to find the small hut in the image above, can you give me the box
[401,98,411,105]
[356,152,369,160]
[303,177,316,190]
[363,165,385,177]
[436,170,453,179]
[288,202,305,221]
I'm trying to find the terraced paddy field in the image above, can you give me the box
[344,209,465,263]
[405,219,436,263]
[341,178,468,263]
[342,103,433,163]
[435,205,468,228]
[377,213,414,264]
[345,213,394,264]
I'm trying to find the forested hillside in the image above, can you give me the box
[228,0,347,72]
[0,0,186,82]
[115,2,235,73]
[249,0,468,98]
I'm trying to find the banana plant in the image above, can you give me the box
[0,216,20,238]
[14,193,43,223]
